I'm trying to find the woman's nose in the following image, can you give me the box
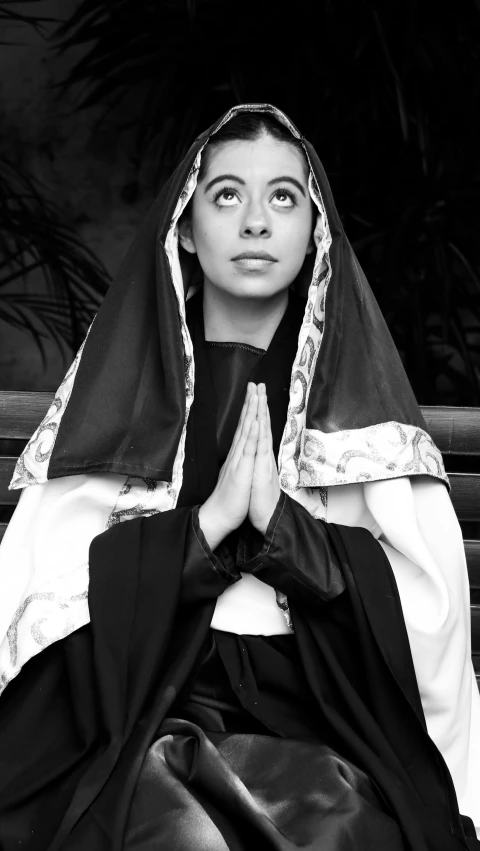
[240,203,271,238]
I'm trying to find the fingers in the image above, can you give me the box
[265,393,274,452]
[256,385,269,456]
[243,418,259,457]
[255,384,274,456]
[230,382,255,456]
[232,389,258,464]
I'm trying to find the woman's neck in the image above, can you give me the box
[202,284,289,349]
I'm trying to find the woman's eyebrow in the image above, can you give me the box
[204,174,245,193]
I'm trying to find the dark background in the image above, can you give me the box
[1,0,480,405]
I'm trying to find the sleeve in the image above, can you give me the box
[0,473,239,700]
[0,473,112,696]
[238,491,346,607]
[180,506,241,605]
[0,494,236,845]
[363,476,480,836]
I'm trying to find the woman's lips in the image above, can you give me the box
[231,252,278,271]
[233,257,277,270]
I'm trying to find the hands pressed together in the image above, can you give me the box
[198,383,281,551]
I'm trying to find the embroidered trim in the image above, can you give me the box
[10,332,91,489]
[0,564,90,696]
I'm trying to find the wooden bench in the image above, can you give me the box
[0,392,479,686]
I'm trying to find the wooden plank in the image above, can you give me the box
[0,397,478,450]
[466,540,480,589]
[0,391,54,439]
[420,406,480,455]
[0,457,19,504]
[449,474,480,522]
[0,397,477,449]
[472,606,480,655]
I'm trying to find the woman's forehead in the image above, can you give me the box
[199,135,309,185]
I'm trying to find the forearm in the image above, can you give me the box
[240,492,346,607]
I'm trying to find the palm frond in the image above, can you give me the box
[0,0,58,37]
[0,157,110,354]
[21,0,480,403]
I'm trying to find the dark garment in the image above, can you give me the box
[205,341,264,464]
[178,289,305,508]
[45,106,428,486]
[0,296,475,849]
[177,631,320,739]
[0,502,476,850]
[178,289,308,567]
[126,631,405,850]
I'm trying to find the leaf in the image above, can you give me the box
[5,0,480,405]
[0,0,59,34]
[0,156,110,355]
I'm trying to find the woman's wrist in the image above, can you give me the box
[250,514,270,537]
[249,488,282,536]
[198,499,231,551]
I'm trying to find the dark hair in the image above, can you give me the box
[196,112,308,182]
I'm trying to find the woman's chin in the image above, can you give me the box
[209,277,292,301]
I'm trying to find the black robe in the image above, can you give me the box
[0,501,476,850]
[0,295,477,851]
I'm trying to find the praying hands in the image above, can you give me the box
[198,382,281,550]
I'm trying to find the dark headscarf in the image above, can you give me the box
[11,104,446,495]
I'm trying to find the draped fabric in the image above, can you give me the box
[10,104,446,491]
[0,497,477,849]
[0,102,478,842]
[0,299,477,848]
[126,719,405,851]
[126,632,406,851]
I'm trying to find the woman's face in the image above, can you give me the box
[179,134,314,300]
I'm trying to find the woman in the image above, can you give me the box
[0,104,478,850]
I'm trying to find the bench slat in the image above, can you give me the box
[473,606,480,655]
[449,474,480,522]
[1,464,480,529]
[466,541,480,590]
[421,406,480,455]
[1,466,480,521]
[0,397,478,451]
[0,392,53,439]
[0,457,19,504]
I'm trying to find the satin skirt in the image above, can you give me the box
[125,631,406,850]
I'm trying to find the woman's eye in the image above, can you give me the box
[213,189,239,207]
[272,189,296,207]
